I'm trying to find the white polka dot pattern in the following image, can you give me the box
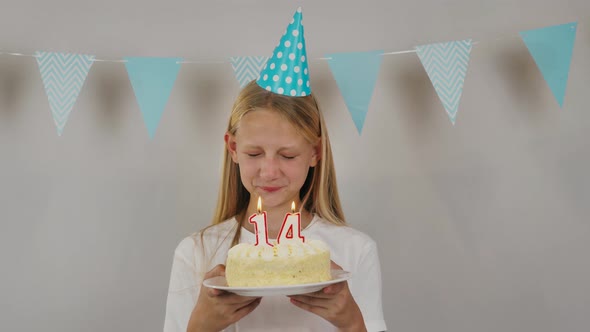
[256,7,311,97]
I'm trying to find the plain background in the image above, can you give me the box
[1,0,590,331]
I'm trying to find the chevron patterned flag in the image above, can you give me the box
[229,56,269,88]
[35,51,95,135]
[416,40,472,125]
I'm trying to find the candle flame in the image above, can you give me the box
[291,201,296,213]
[257,196,262,214]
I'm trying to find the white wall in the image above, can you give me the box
[1,0,589,331]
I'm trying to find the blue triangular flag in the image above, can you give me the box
[416,40,472,125]
[35,51,95,136]
[229,56,269,88]
[520,22,577,108]
[124,57,181,138]
[326,50,383,134]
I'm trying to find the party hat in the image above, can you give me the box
[256,7,311,97]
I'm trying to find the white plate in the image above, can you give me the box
[203,270,352,296]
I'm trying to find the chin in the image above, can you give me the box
[259,195,295,208]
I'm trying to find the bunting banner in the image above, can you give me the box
[1,17,583,138]
[124,57,182,139]
[519,22,577,108]
[416,40,472,125]
[326,50,383,134]
[35,51,95,136]
[230,56,269,88]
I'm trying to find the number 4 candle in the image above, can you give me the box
[277,201,305,244]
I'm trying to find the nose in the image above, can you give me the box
[259,156,280,180]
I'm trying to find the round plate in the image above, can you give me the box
[202,270,352,296]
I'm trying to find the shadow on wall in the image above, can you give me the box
[308,62,340,117]
[387,43,555,138]
[495,42,554,117]
[181,65,228,128]
[93,63,129,135]
[389,56,441,141]
[0,58,27,119]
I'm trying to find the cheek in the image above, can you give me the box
[285,162,312,183]
[237,161,257,179]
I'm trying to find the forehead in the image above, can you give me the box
[236,109,305,144]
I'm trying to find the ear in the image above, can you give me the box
[309,140,321,167]
[224,133,239,163]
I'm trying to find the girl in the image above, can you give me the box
[163,81,387,331]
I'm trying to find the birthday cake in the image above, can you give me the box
[225,240,331,287]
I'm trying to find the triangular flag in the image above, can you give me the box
[416,40,472,125]
[35,51,95,136]
[326,50,383,134]
[124,57,181,139]
[229,56,269,88]
[519,22,577,108]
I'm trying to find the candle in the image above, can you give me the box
[277,201,305,244]
[248,197,273,247]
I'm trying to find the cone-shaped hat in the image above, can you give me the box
[256,7,311,96]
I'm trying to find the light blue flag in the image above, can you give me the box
[416,40,472,125]
[230,56,269,88]
[520,22,577,108]
[35,51,95,136]
[326,50,383,134]
[124,57,182,138]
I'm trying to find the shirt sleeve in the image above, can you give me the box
[163,236,203,332]
[351,240,388,332]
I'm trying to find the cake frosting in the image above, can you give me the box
[225,239,331,287]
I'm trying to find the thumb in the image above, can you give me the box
[204,264,226,280]
[330,260,343,270]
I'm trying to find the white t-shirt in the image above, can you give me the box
[163,215,387,332]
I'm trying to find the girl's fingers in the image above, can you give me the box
[290,297,327,316]
[209,290,261,305]
[289,281,346,300]
[322,281,345,295]
[207,287,224,297]
[233,298,262,320]
[223,294,262,305]
[290,291,330,300]
[288,294,329,309]
[203,264,226,280]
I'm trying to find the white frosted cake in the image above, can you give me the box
[225,240,331,287]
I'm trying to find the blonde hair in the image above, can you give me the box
[208,80,345,246]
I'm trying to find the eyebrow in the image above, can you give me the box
[242,144,298,152]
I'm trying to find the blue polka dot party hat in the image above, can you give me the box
[256,7,311,97]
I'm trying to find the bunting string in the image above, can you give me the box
[0,38,489,62]
[0,20,581,137]
[0,32,519,62]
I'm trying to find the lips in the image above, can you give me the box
[260,186,282,193]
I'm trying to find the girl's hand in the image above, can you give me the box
[288,261,367,332]
[187,264,262,332]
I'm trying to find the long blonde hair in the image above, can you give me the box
[209,80,345,246]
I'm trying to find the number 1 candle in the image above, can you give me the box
[248,196,273,247]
